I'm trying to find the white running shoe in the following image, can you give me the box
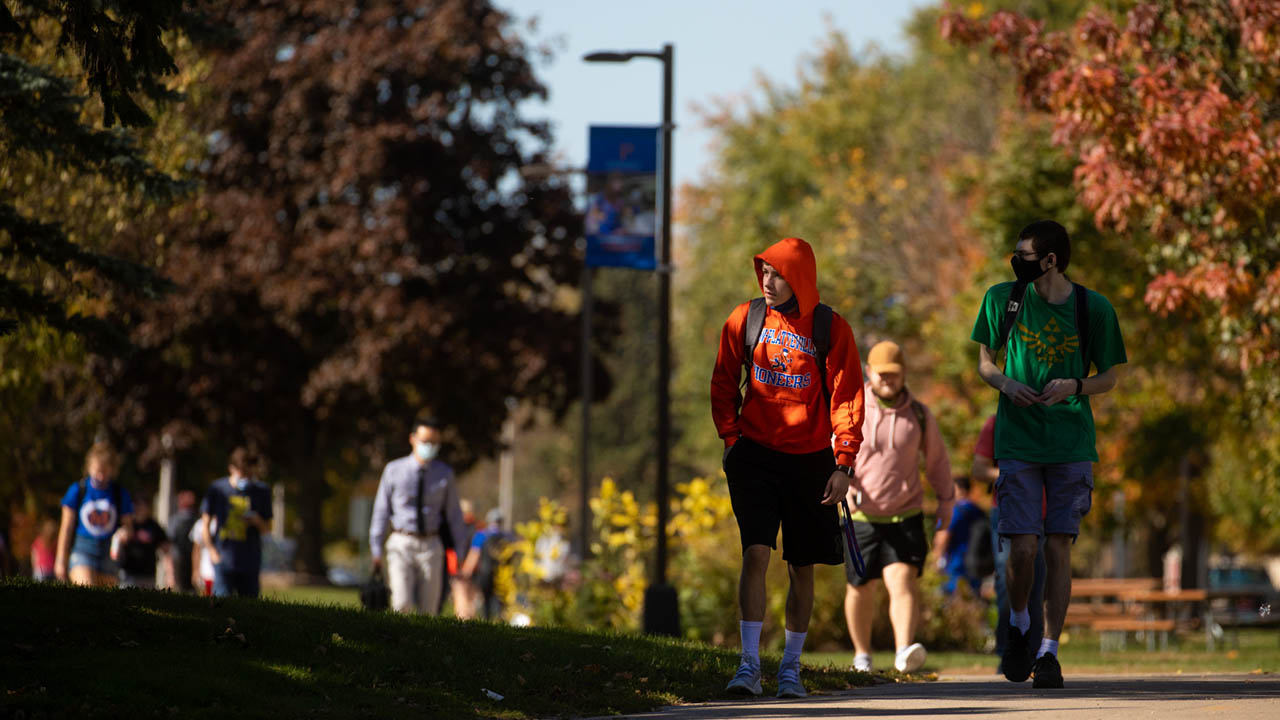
[894,642,927,672]
[852,653,873,672]
[776,658,807,698]
[725,654,762,696]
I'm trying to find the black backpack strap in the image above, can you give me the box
[1074,282,1090,374]
[910,399,928,459]
[740,298,768,396]
[995,281,1030,352]
[74,479,87,510]
[812,303,833,405]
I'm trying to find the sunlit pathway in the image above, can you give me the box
[599,674,1280,719]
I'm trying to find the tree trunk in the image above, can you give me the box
[291,414,327,579]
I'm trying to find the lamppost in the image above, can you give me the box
[583,44,678,636]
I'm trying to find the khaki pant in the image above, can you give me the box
[385,532,444,614]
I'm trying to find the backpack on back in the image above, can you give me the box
[474,532,508,595]
[965,512,996,579]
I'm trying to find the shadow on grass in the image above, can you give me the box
[1,579,881,719]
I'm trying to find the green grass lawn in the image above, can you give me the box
[263,584,361,608]
[1,579,887,719]
[807,627,1280,675]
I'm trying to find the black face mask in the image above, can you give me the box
[1011,254,1049,283]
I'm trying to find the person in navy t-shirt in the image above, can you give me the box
[55,442,134,586]
[200,447,273,598]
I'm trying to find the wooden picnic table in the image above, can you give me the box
[1068,579,1209,651]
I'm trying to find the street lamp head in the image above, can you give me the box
[582,51,635,63]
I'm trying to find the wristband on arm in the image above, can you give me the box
[1074,378,1084,396]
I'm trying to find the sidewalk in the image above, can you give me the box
[604,673,1280,719]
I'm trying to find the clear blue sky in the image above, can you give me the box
[505,1,934,192]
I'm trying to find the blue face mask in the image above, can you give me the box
[414,442,439,462]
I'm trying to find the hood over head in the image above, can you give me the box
[754,237,820,318]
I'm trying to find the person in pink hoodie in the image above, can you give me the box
[843,341,955,674]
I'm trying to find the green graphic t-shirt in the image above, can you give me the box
[971,281,1127,463]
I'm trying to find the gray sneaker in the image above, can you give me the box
[725,654,762,696]
[776,658,807,698]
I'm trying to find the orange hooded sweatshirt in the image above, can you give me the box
[710,237,865,466]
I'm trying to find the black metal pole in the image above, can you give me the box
[579,264,593,559]
[655,43,673,587]
[643,43,679,637]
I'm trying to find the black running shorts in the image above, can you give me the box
[723,435,843,567]
[843,513,928,586]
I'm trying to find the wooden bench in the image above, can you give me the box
[1091,617,1177,651]
[1064,602,1133,628]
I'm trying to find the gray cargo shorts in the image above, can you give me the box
[995,458,1093,541]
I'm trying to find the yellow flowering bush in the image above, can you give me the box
[493,474,985,652]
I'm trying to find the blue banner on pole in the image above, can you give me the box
[585,125,658,270]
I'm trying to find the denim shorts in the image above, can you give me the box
[995,458,1093,539]
[68,534,119,575]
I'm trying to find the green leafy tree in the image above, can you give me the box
[0,0,190,349]
[1,3,206,517]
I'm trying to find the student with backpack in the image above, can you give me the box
[972,220,1127,688]
[842,341,956,674]
[55,442,134,587]
[941,476,991,595]
[459,508,511,620]
[710,237,866,699]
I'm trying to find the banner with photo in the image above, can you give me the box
[585,125,658,270]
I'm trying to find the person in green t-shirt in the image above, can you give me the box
[971,220,1127,689]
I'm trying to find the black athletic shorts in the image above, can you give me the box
[723,435,843,567]
[843,513,928,586]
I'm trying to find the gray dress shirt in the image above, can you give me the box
[368,455,466,559]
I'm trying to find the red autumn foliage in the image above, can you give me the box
[943,1,1280,371]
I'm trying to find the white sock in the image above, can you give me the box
[740,621,763,664]
[781,629,806,665]
[1011,608,1031,633]
[1037,638,1059,658]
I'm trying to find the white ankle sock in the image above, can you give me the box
[1011,608,1031,633]
[781,629,806,665]
[1037,638,1059,658]
[740,621,763,664]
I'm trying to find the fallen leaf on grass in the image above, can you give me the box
[583,664,603,674]
[520,652,535,662]
[516,675,526,686]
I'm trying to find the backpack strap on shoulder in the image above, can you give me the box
[740,298,768,396]
[812,303,833,405]
[1073,282,1091,375]
[996,281,1030,353]
[910,399,929,460]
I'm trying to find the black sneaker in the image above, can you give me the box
[1031,652,1064,688]
[1002,626,1033,683]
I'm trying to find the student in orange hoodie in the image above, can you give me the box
[711,237,865,699]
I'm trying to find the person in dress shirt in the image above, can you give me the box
[369,417,467,614]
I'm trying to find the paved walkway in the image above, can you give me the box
[609,673,1280,719]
